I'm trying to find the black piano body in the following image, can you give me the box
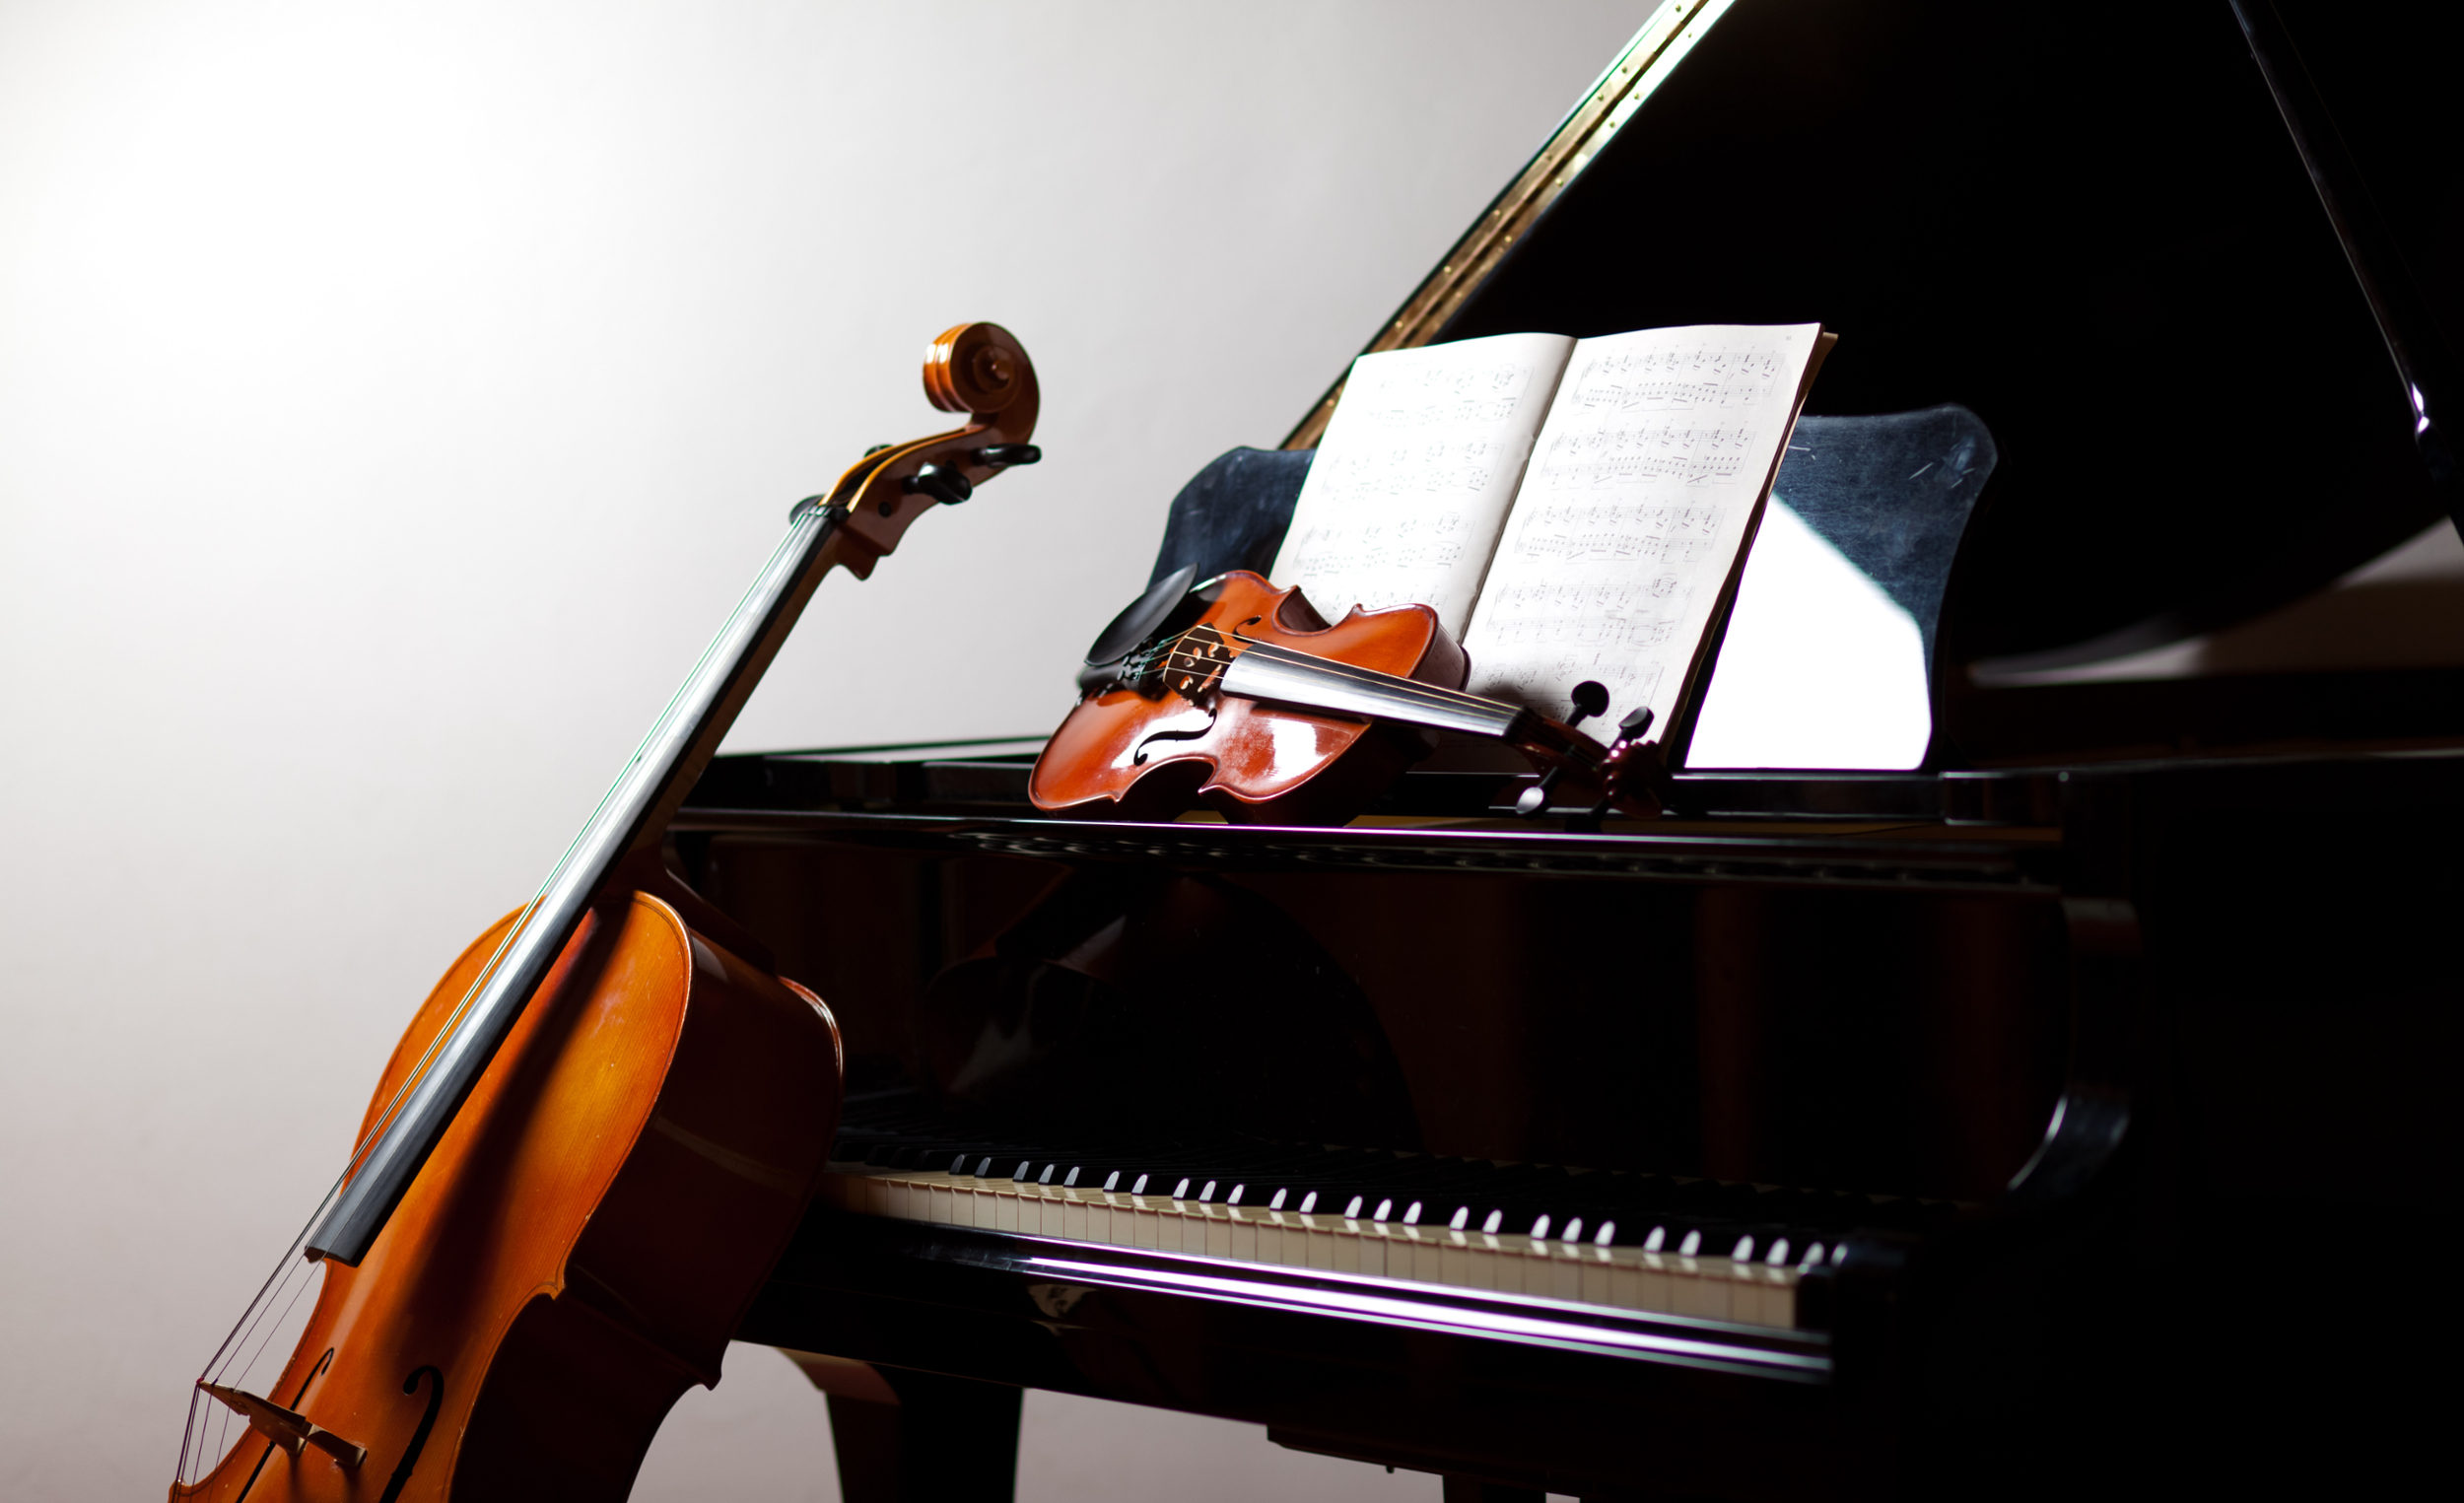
[672,3,2460,1497]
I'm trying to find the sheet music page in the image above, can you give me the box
[1268,332,1575,639]
[1460,322,1825,735]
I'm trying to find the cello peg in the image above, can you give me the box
[901,463,975,507]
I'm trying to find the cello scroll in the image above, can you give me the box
[820,321,1042,577]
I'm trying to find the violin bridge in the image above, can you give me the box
[1165,624,1234,700]
[199,1381,367,1469]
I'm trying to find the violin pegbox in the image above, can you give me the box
[1584,705,1670,825]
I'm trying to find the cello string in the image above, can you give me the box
[227,1263,319,1396]
[187,1236,309,1473]
[330,893,545,1178]
[199,1234,317,1418]
[193,1187,334,1384]
[184,506,837,1483]
[331,502,826,1176]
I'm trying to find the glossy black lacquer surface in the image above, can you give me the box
[1442,1,2457,666]
[687,4,2463,1496]
[679,738,2459,1496]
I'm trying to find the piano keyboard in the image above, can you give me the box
[817,1096,1955,1332]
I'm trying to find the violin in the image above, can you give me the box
[1029,568,1664,825]
[171,323,1040,1503]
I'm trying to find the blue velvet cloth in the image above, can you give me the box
[1772,405,1998,674]
[1144,445,1316,588]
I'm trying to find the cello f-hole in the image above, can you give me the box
[230,1348,336,1503]
[377,1366,445,1503]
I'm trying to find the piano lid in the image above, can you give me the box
[1286,0,2462,672]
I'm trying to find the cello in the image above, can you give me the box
[170,323,1040,1502]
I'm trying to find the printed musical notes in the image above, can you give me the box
[1462,324,1826,735]
[1265,322,1828,746]
[1270,332,1574,638]
[1561,341,1792,415]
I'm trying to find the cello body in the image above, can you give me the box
[173,889,841,1503]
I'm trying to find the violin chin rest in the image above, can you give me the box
[1083,564,1201,669]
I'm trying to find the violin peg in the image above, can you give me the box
[1516,766,1569,818]
[1615,705,1656,744]
[1566,680,1610,725]
[976,444,1042,467]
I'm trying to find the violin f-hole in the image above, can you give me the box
[1132,722,1213,765]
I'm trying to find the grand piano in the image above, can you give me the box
[670,3,2459,1497]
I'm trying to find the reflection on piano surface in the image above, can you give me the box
[680,1,2459,1497]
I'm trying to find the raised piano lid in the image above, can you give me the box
[1285,0,2463,768]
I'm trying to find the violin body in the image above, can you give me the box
[1030,571,1466,825]
[173,888,841,1503]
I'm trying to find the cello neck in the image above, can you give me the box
[307,507,857,1265]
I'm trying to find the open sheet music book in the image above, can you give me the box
[1268,324,1831,743]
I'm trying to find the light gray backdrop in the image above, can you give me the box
[0,2,1643,1497]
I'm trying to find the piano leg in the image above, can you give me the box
[825,1368,1021,1503]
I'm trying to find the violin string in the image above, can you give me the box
[1168,637,1533,722]
[1229,641,1533,715]
[1166,633,1496,711]
[182,507,839,1486]
[328,506,824,1189]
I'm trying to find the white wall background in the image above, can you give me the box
[0,2,1644,1496]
